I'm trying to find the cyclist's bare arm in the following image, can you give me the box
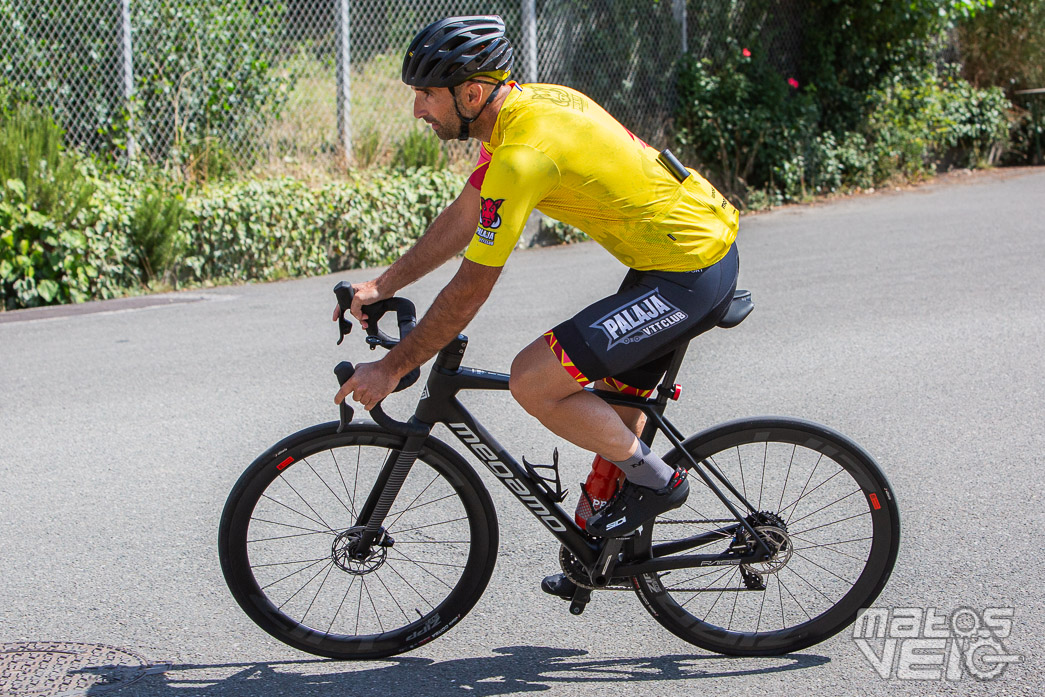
[338,182,481,325]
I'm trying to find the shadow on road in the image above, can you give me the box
[96,645,830,696]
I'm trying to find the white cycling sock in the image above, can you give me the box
[608,439,674,489]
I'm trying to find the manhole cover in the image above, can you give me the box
[0,642,163,696]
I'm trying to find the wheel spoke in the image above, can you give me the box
[787,488,863,528]
[784,453,825,525]
[757,441,767,511]
[260,557,329,591]
[791,549,856,586]
[326,575,358,635]
[776,444,798,514]
[227,428,493,658]
[276,558,335,611]
[782,466,846,522]
[790,534,872,562]
[790,510,868,537]
[304,456,354,517]
[276,476,335,532]
[638,422,898,655]
[679,566,735,608]
[391,516,469,534]
[259,494,333,533]
[331,447,360,520]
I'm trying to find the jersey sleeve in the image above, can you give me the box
[464,143,560,267]
[468,143,493,190]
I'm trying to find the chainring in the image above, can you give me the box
[558,545,597,589]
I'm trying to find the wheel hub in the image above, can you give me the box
[736,512,793,581]
[332,527,393,574]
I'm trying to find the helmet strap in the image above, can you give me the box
[451,79,506,141]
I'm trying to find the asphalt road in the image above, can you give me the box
[1,168,1043,696]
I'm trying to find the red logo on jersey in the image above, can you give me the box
[479,197,504,229]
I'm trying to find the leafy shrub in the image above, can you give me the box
[864,69,1010,182]
[0,102,110,309]
[675,46,812,202]
[958,0,1045,94]
[2,156,464,310]
[393,128,448,170]
[179,167,460,285]
[0,0,126,154]
[801,0,995,133]
[128,186,188,285]
[0,0,291,172]
[0,103,97,226]
[958,0,1045,164]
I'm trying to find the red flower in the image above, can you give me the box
[788,78,799,89]
[742,48,751,57]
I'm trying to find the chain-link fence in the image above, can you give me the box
[1,0,801,177]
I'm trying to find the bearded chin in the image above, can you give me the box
[432,121,456,141]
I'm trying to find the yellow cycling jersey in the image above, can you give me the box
[464,83,739,272]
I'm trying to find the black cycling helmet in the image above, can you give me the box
[402,15,513,88]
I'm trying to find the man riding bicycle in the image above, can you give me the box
[334,16,740,596]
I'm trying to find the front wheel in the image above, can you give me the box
[633,417,900,656]
[219,422,498,659]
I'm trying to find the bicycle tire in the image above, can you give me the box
[632,417,900,656]
[219,422,498,659]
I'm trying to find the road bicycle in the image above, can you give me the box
[219,282,900,659]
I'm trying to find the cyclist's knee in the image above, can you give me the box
[509,339,579,410]
[508,342,542,406]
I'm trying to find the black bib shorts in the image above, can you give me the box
[542,244,739,396]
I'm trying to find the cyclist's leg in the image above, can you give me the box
[512,245,739,535]
[594,379,646,436]
[511,244,739,462]
[510,339,640,461]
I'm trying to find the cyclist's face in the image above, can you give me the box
[412,87,459,141]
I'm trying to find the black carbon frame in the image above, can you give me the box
[395,356,774,577]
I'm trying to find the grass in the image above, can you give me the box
[258,51,475,180]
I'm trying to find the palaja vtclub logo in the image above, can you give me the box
[476,197,504,246]
[591,288,688,349]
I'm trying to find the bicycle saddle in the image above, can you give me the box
[718,289,753,328]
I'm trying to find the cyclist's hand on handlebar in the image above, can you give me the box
[334,359,399,411]
[330,280,385,329]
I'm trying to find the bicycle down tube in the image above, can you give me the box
[411,362,603,572]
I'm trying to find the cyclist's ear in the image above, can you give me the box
[461,81,486,108]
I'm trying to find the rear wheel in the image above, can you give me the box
[219,423,498,659]
[633,417,900,656]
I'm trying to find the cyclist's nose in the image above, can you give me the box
[413,94,426,120]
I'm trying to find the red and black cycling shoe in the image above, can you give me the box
[584,467,689,538]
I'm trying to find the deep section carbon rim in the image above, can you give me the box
[220,424,496,659]
[634,418,900,656]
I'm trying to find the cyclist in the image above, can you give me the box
[334,16,740,595]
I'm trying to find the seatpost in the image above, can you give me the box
[655,343,690,404]
[637,343,690,447]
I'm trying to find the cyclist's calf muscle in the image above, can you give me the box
[595,380,646,437]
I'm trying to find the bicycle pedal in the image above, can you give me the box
[568,586,592,616]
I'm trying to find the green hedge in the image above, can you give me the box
[2,143,461,310]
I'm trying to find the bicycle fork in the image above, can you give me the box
[335,361,434,557]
